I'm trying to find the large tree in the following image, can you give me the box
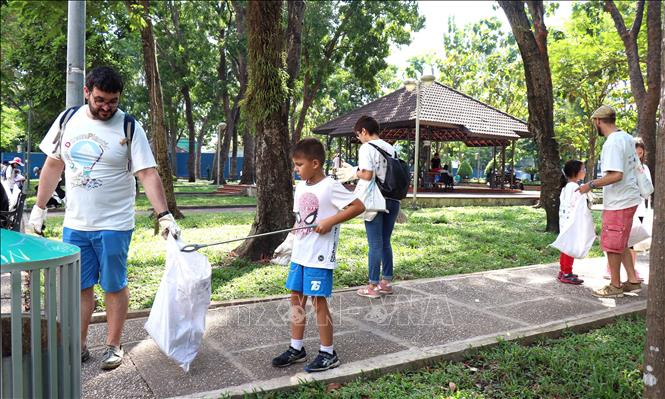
[127,0,182,218]
[499,1,561,232]
[604,0,661,182]
[550,2,629,178]
[234,0,293,260]
[290,0,423,143]
[643,6,664,397]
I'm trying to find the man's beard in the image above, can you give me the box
[89,104,117,121]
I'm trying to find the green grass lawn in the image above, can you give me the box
[134,194,256,209]
[259,314,644,399]
[40,206,604,311]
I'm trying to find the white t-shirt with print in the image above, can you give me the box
[600,130,642,211]
[290,177,357,270]
[40,107,157,231]
[559,182,582,232]
[358,139,396,184]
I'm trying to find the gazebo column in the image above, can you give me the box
[325,135,332,174]
[500,144,506,187]
[510,140,516,187]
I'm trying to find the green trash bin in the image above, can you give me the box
[1,229,81,399]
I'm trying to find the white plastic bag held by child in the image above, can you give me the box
[145,235,211,372]
[550,194,596,259]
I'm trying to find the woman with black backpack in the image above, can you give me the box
[354,116,401,299]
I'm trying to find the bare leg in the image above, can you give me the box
[312,296,333,347]
[621,248,640,284]
[606,252,623,288]
[80,287,96,348]
[105,287,129,347]
[290,291,307,340]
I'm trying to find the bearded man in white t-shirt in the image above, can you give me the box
[578,105,642,298]
[28,66,181,370]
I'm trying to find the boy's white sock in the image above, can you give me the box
[290,339,304,351]
[320,344,334,355]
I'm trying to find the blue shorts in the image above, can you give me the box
[285,262,333,297]
[63,227,133,293]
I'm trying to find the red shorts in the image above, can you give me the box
[601,206,637,253]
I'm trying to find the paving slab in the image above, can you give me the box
[82,344,154,399]
[75,255,649,398]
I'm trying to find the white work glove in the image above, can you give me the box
[28,205,48,235]
[158,213,181,239]
[271,233,294,265]
[335,166,359,183]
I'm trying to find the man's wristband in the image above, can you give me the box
[157,210,171,219]
[588,180,596,189]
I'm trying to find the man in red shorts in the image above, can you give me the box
[578,105,642,298]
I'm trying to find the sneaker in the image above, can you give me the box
[621,281,642,293]
[592,284,624,298]
[558,273,583,285]
[557,271,579,279]
[304,350,340,372]
[272,346,306,368]
[81,346,90,363]
[100,345,124,370]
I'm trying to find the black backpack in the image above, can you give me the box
[368,142,410,200]
[52,106,136,171]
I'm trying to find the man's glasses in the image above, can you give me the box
[92,97,119,108]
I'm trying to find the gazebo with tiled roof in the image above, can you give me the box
[312,81,531,188]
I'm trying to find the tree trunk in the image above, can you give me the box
[643,7,664,397]
[195,124,205,179]
[240,126,255,184]
[605,0,661,182]
[235,0,293,260]
[182,86,197,182]
[131,0,182,218]
[285,0,305,137]
[231,127,238,179]
[586,120,598,179]
[164,94,179,174]
[500,1,561,232]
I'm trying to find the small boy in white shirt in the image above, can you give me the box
[272,138,365,372]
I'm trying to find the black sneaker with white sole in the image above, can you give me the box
[272,346,307,367]
[304,350,340,372]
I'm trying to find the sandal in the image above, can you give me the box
[357,285,381,299]
[377,281,393,295]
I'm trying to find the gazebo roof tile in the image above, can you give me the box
[313,82,530,143]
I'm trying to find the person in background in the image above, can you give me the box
[430,153,441,171]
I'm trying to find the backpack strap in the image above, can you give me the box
[51,106,82,156]
[368,142,394,159]
[124,113,136,172]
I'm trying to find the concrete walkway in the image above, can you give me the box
[82,254,649,399]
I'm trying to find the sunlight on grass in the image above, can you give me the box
[40,206,605,311]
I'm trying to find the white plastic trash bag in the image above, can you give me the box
[354,177,386,222]
[550,195,596,259]
[628,212,651,248]
[633,207,653,251]
[145,235,211,372]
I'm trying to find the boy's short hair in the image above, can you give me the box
[354,115,380,135]
[86,66,124,93]
[292,138,326,164]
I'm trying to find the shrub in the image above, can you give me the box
[457,160,473,179]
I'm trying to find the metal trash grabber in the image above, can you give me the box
[180,224,317,252]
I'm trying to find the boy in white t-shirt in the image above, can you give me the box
[272,138,364,372]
